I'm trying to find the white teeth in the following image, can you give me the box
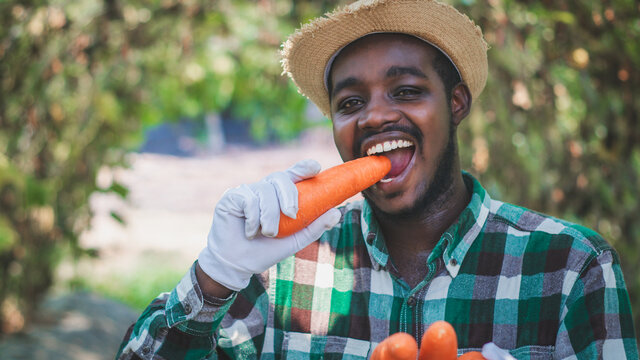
[379,178,393,183]
[366,139,414,155]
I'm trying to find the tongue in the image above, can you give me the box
[383,147,414,178]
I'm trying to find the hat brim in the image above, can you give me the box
[281,0,488,118]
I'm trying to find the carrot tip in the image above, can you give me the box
[276,156,391,237]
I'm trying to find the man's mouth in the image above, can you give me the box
[365,139,415,183]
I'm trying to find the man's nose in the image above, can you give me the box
[357,96,400,130]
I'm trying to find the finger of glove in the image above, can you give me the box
[223,184,261,239]
[252,181,281,237]
[290,208,341,251]
[285,159,321,183]
[266,171,298,219]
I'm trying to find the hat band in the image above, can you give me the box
[322,32,462,92]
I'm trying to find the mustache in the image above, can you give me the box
[353,124,424,156]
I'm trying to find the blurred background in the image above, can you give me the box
[0,0,638,358]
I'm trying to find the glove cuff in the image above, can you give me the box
[197,247,250,292]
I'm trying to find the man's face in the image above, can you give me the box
[329,34,457,217]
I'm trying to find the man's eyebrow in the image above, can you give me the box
[331,77,361,97]
[386,66,428,79]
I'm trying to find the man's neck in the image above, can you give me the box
[376,171,470,249]
[373,171,470,287]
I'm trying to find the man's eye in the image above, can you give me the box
[396,88,420,97]
[341,99,362,110]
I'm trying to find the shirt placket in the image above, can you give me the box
[397,259,439,336]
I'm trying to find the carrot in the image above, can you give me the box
[371,332,418,360]
[458,351,486,360]
[277,156,391,237]
[419,321,458,360]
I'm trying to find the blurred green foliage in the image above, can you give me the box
[1,0,639,344]
[0,0,341,333]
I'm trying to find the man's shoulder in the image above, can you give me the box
[486,198,612,256]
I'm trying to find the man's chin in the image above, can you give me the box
[363,192,429,221]
[364,164,456,221]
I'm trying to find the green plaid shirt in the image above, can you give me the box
[117,173,637,359]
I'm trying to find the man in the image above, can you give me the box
[117,0,638,359]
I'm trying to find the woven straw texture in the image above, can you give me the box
[281,0,488,118]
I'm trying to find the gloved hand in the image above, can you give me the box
[197,159,342,292]
[481,342,516,360]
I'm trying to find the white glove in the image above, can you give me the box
[197,159,342,292]
[482,342,516,360]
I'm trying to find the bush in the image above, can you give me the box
[0,0,335,333]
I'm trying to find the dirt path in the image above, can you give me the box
[0,292,139,360]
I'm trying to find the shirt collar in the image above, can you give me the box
[360,200,389,271]
[361,172,492,277]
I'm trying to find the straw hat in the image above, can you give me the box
[281,0,489,118]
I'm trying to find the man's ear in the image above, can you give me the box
[450,83,472,127]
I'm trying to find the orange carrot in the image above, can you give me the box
[458,351,486,360]
[419,321,458,360]
[372,332,419,360]
[277,156,391,237]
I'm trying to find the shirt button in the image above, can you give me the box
[142,346,151,355]
[449,258,458,266]
[407,296,416,307]
[184,303,192,314]
[366,232,376,244]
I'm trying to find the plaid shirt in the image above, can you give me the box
[117,173,637,359]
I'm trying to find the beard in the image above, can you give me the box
[364,123,458,221]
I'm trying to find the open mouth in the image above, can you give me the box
[365,139,415,183]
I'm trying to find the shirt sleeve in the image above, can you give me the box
[115,262,237,360]
[555,248,638,359]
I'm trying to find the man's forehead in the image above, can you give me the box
[329,34,436,82]
[326,33,438,81]
[335,33,437,63]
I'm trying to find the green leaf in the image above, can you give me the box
[110,211,125,225]
[0,216,17,253]
[109,182,129,199]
